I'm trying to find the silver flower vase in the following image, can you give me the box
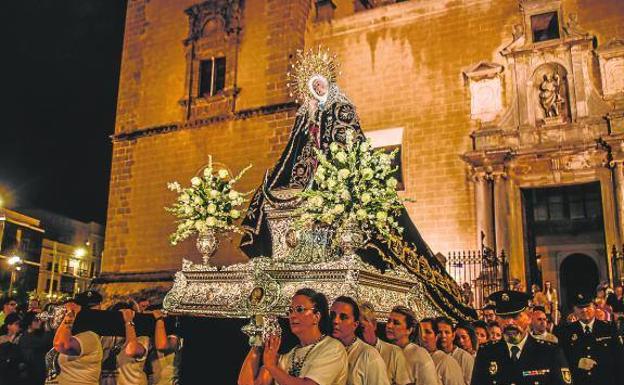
[336,220,368,261]
[196,230,220,265]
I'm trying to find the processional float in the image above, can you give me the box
[162,47,475,345]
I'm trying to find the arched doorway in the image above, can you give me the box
[560,253,599,312]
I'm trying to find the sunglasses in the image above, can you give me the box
[287,305,316,315]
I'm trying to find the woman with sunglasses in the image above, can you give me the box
[238,288,348,385]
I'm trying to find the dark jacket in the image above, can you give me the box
[556,319,624,385]
[471,335,572,385]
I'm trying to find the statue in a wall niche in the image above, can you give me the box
[539,73,564,117]
[563,13,589,38]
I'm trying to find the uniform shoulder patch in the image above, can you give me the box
[561,368,572,384]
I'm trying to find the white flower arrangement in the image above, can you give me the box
[166,156,252,245]
[296,128,407,242]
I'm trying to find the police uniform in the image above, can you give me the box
[471,291,572,385]
[556,293,624,385]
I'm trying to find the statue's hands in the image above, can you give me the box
[262,334,281,369]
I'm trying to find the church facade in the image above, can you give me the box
[103,0,624,308]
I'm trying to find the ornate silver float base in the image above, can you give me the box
[163,256,445,322]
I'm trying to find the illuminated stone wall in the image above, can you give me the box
[104,0,624,279]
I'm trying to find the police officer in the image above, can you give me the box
[556,293,624,385]
[471,290,572,385]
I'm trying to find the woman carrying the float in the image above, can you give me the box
[238,288,347,385]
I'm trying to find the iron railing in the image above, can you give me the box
[611,244,624,285]
[445,248,509,310]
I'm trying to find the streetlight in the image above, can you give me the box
[72,247,88,294]
[7,255,23,294]
[74,247,87,258]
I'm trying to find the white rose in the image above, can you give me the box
[218,169,229,179]
[376,211,388,221]
[203,167,213,178]
[191,177,202,186]
[205,217,216,227]
[193,196,203,205]
[195,221,207,232]
[338,169,350,179]
[207,204,217,214]
[387,178,398,189]
[184,206,193,215]
[311,196,324,207]
[361,168,374,180]
[333,204,345,214]
[329,142,339,153]
[316,166,326,175]
[361,193,371,204]
[359,142,369,152]
[335,151,348,163]
[356,209,367,220]
[340,190,351,201]
[180,193,190,203]
[327,179,337,189]
[228,191,239,200]
[209,189,219,198]
[230,209,241,219]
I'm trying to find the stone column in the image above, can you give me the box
[493,173,510,257]
[613,161,624,280]
[474,173,495,250]
[614,162,624,244]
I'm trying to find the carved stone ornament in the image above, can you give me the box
[562,152,592,171]
[501,24,526,54]
[550,151,593,172]
[184,0,243,44]
[562,13,589,38]
[463,62,505,122]
[595,38,624,98]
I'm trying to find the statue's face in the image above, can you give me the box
[308,75,329,102]
[312,79,328,97]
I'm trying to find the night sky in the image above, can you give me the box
[1,1,127,224]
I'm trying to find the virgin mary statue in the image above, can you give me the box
[240,48,475,320]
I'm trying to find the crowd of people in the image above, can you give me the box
[238,284,624,385]
[0,293,182,385]
[1,282,623,385]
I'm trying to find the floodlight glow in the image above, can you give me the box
[8,256,22,265]
[74,248,87,258]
